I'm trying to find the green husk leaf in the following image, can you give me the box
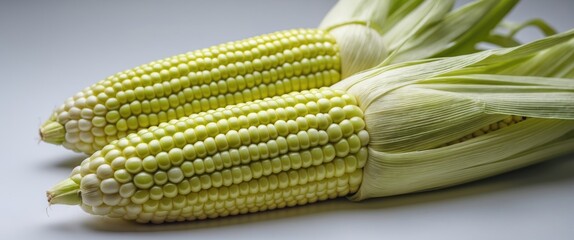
[318,0,540,78]
[332,29,574,200]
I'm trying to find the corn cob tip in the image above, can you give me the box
[40,120,65,145]
[47,178,81,205]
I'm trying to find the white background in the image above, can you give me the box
[1,0,573,239]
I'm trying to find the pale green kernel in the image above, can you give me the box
[357,130,370,146]
[221,132,238,150]
[343,105,363,118]
[317,98,331,113]
[276,155,290,172]
[264,140,278,158]
[326,124,343,142]
[159,136,174,150]
[323,144,336,162]
[252,59,264,71]
[116,119,128,131]
[218,169,232,187]
[227,149,240,166]
[274,120,289,136]
[177,181,192,196]
[236,129,249,145]
[208,172,222,188]
[296,117,309,131]
[153,171,168,185]
[275,137,289,154]
[297,131,310,149]
[211,152,225,170]
[285,107,298,120]
[103,149,120,162]
[99,178,120,194]
[192,141,207,158]
[134,172,154,189]
[277,172,289,189]
[316,114,331,130]
[238,146,251,164]
[148,139,162,155]
[210,135,228,152]
[192,159,205,175]
[287,170,300,187]
[95,163,113,179]
[182,145,197,160]
[214,152,233,169]
[110,156,126,170]
[135,143,150,158]
[125,157,143,173]
[149,186,164,200]
[266,124,278,139]
[180,161,195,177]
[204,157,216,173]
[119,183,136,198]
[248,144,260,161]
[167,167,184,183]
[309,147,324,166]
[347,135,362,153]
[334,139,350,157]
[240,165,253,181]
[158,98,170,111]
[183,128,197,143]
[168,148,184,165]
[248,126,261,143]
[194,125,208,140]
[289,152,303,169]
[170,195,186,211]
[230,167,243,184]
[349,117,365,132]
[173,132,187,148]
[202,137,217,155]
[155,152,171,170]
[130,100,143,115]
[199,175,212,190]
[118,104,131,118]
[344,155,358,173]
[286,120,299,134]
[328,107,345,123]
[142,155,158,172]
[257,142,269,159]
[161,183,178,198]
[340,93,357,105]
[134,115,149,128]
[333,158,346,177]
[329,97,345,108]
[113,170,131,186]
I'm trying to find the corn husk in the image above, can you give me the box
[320,0,547,78]
[331,30,574,200]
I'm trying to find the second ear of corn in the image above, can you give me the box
[40,0,528,154]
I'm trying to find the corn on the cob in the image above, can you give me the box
[48,88,369,223]
[40,0,531,154]
[48,29,574,223]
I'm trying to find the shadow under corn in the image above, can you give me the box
[63,152,574,233]
[38,153,87,171]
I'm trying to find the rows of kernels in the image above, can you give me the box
[84,168,363,223]
[48,29,340,154]
[440,116,528,147]
[71,88,368,223]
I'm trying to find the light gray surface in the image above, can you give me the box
[1,0,573,239]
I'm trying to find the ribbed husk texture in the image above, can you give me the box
[332,30,574,200]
